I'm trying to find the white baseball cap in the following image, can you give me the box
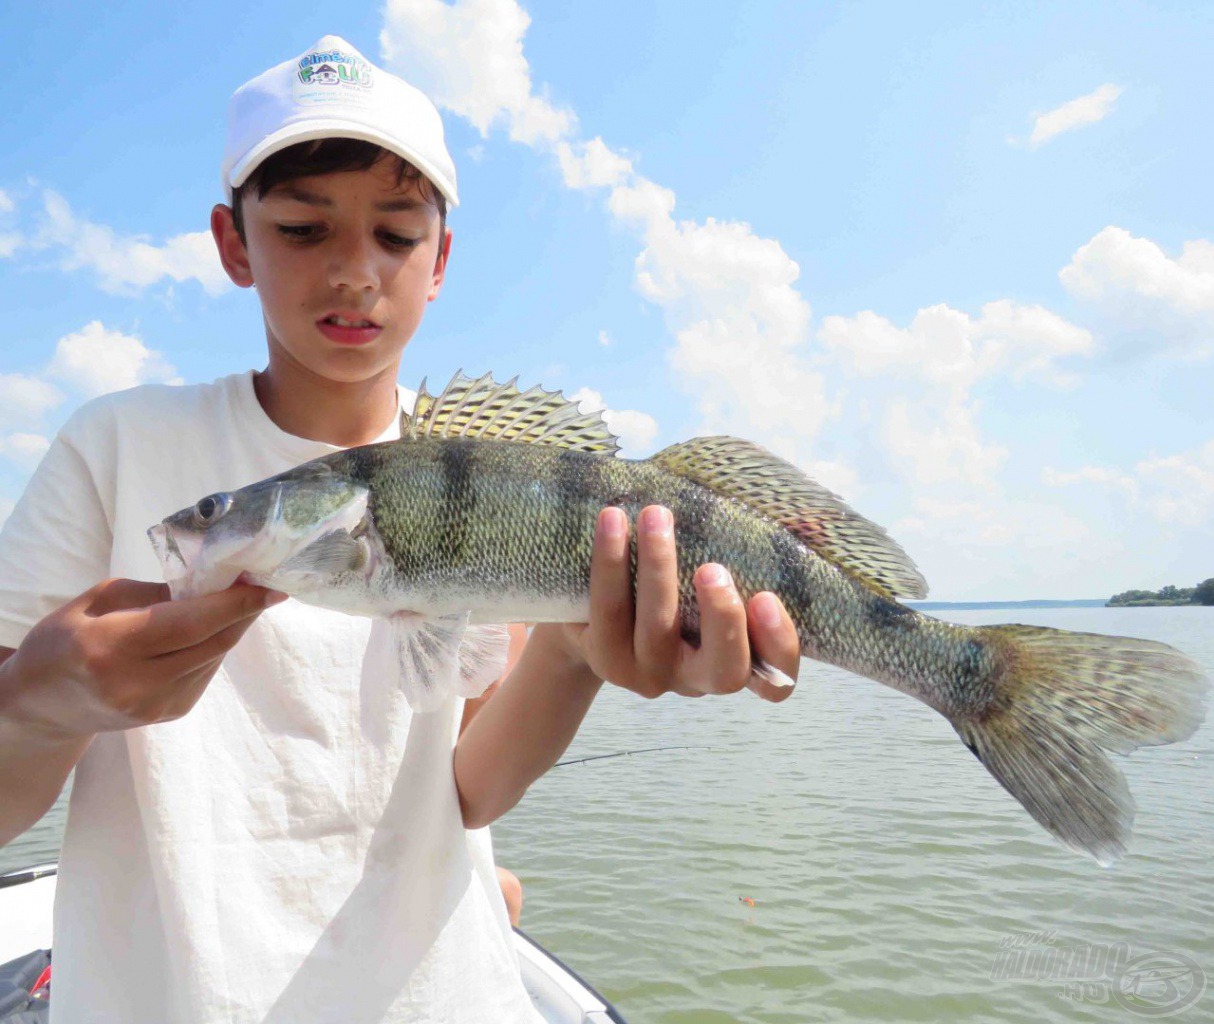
[222,35,458,206]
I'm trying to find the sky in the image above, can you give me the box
[1,0,1211,600]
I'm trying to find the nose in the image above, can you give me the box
[327,231,379,292]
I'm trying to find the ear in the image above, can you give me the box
[428,227,453,303]
[211,204,255,289]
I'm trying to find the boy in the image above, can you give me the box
[0,35,798,1023]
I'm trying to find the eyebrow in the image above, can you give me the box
[264,185,430,212]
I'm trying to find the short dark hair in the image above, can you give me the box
[230,137,448,244]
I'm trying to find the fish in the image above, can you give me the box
[148,371,1208,864]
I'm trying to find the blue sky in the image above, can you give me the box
[1,1,1211,599]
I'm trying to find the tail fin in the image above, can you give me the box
[954,626,1207,866]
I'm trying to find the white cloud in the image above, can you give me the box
[37,190,229,296]
[975,299,1093,384]
[0,498,14,529]
[0,433,51,471]
[820,300,1092,391]
[0,190,13,214]
[1060,226,1214,319]
[818,298,1094,583]
[1043,465,1138,500]
[606,180,831,457]
[556,138,633,190]
[606,176,675,225]
[1028,83,1123,148]
[614,201,810,342]
[380,0,574,145]
[569,386,659,456]
[0,373,63,427]
[597,330,612,347]
[1044,440,1214,527]
[47,321,182,398]
[895,497,1014,548]
[892,495,1092,600]
[1135,442,1214,526]
[885,399,1008,489]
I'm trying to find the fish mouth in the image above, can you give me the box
[147,521,209,595]
[148,522,185,572]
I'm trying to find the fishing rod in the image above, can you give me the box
[553,745,712,767]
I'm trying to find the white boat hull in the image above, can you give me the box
[0,865,623,1024]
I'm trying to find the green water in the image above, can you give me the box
[493,607,1213,1023]
[5,607,1212,1022]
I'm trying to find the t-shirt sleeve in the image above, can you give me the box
[0,413,114,650]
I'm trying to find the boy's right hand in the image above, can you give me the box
[1,579,286,741]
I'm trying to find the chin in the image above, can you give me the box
[316,359,395,385]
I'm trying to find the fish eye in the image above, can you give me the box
[192,493,232,528]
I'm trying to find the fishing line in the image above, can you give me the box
[553,745,713,767]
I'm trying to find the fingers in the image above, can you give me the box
[632,506,680,681]
[127,584,286,657]
[746,592,801,703]
[12,577,291,737]
[80,579,172,617]
[578,505,801,706]
[688,564,750,693]
[585,508,633,682]
[581,505,688,699]
[154,604,265,672]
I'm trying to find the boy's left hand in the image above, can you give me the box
[548,505,801,703]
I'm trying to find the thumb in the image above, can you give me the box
[82,579,172,617]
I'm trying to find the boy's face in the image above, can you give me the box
[212,155,450,386]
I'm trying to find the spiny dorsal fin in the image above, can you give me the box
[649,436,928,599]
[402,371,620,454]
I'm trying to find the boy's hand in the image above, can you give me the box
[2,579,286,741]
[549,506,801,703]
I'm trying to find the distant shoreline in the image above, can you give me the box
[906,599,1109,610]
[1105,600,1196,608]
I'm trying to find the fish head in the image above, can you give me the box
[148,463,370,599]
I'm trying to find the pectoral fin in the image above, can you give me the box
[390,612,510,713]
[454,622,511,698]
[278,529,369,576]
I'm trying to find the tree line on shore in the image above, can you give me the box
[1107,578,1214,606]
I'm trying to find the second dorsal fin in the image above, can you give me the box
[403,372,620,454]
[649,436,928,599]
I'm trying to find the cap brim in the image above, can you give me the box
[227,119,459,207]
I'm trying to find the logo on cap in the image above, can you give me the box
[296,47,373,96]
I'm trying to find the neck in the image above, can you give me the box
[254,349,401,448]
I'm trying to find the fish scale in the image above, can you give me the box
[149,371,1207,866]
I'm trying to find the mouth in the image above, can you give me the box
[147,523,186,570]
[147,521,205,596]
[317,313,383,346]
[321,313,380,328]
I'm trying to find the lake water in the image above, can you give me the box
[4,607,1212,1022]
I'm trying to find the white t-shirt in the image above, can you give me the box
[0,372,541,1024]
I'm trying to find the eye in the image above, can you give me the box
[379,230,420,250]
[193,493,232,528]
[277,224,323,242]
